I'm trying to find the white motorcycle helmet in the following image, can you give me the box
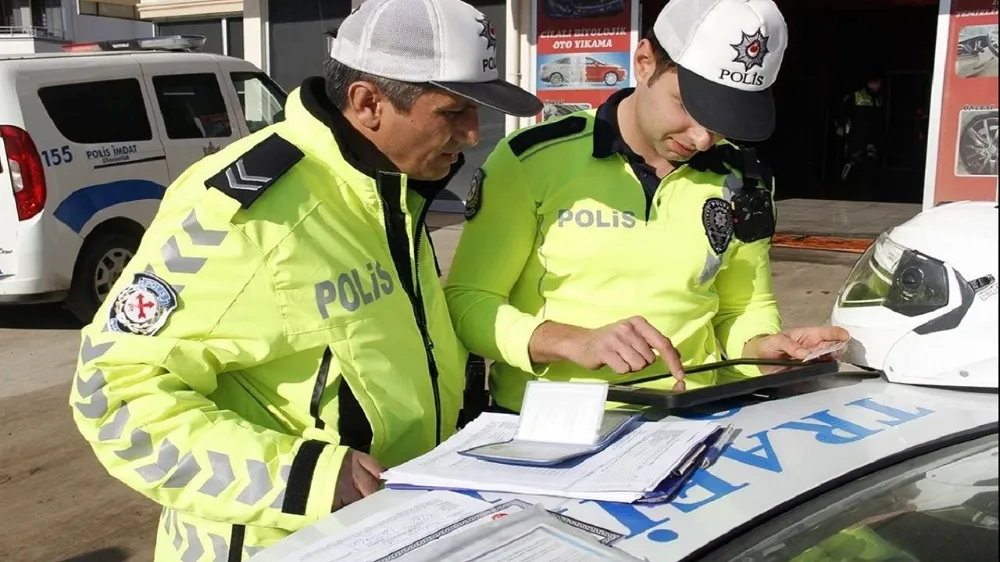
[831,201,999,389]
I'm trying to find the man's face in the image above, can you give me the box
[632,42,722,162]
[378,90,481,181]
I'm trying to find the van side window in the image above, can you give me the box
[38,79,153,144]
[151,74,233,139]
[230,72,287,134]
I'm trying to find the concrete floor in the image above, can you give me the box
[0,203,882,561]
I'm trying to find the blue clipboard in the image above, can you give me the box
[457,410,644,467]
[633,425,730,504]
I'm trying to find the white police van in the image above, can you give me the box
[254,375,998,562]
[0,36,287,323]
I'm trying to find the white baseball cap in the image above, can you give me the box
[653,0,788,141]
[331,0,542,117]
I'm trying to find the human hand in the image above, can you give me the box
[332,449,385,511]
[565,316,685,383]
[743,326,851,373]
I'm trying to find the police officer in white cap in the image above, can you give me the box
[69,0,541,559]
[445,0,850,414]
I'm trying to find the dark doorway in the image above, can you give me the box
[639,0,939,204]
[766,0,938,204]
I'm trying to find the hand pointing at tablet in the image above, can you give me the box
[528,316,686,381]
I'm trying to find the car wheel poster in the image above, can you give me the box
[531,0,640,122]
[926,0,999,207]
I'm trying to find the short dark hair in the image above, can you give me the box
[323,57,432,114]
[644,28,677,85]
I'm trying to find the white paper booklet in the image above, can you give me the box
[381,413,720,503]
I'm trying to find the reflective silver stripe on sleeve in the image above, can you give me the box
[198,451,236,498]
[698,254,723,285]
[181,523,205,562]
[270,464,292,509]
[208,533,228,561]
[182,210,228,247]
[163,452,202,489]
[161,236,208,275]
[98,403,130,441]
[80,336,114,364]
[236,459,273,505]
[245,546,264,558]
[115,428,153,461]
[172,510,183,551]
[74,337,115,419]
[136,439,180,483]
[143,264,184,295]
[73,369,108,420]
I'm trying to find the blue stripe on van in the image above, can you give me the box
[53,180,167,234]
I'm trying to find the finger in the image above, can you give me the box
[617,323,656,365]
[334,478,361,511]
[622,330,656,368]
[614,332,655,371]
[777,338,810,360]
[630,318,685,380]
[357,453,386,477]
[354,470,381,497]
[601,351,632,375]
[671,379,686,393]
[794,326,851,343]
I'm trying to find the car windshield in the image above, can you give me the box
[711,434,998,562]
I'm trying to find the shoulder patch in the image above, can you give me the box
[205,133,304,209]
[107,272,179,336]
[508,116,587,158]
[465,167,485,221]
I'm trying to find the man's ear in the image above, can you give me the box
[346,81,383,130]
[633,39,656,85]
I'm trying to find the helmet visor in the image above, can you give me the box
[838,231,951,317]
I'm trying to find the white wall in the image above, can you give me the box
[62,2,154,43]
[0,38,65,54]
[68,15,153,41]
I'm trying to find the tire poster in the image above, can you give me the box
[531,0,640,123]
[928,0,999,206]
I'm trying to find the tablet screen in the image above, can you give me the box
[607,360,840,410]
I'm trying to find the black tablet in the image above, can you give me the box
[606,359,841,410]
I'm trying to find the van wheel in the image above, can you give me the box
[65,231,141,325]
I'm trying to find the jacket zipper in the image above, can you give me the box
[378,176,442,447]
[412,203,442,446]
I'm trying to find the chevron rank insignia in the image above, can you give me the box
[205,133,304,209]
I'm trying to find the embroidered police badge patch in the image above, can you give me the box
[107,272,179,336]
[702,198,735,255]
[465,168,485,221]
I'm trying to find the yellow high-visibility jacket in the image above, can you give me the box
[445,98,781,412]
[68,77,467,561]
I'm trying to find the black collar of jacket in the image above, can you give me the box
[298,76,463,201]
[590,86,730,176]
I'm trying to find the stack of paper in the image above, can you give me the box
[381,413,723,503]
[260,491,641,562]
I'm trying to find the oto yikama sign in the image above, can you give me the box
[532,0,640,122]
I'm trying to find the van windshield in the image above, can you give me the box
[231,72,288,134]
[714,434,998,562]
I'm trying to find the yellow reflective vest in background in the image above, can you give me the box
[68,77,467,561]
[445,108,782,412]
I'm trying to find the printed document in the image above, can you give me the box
[381,413,720,502]
[276,491,625,562]
[281,492,489,562]
[393,503,644,562]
